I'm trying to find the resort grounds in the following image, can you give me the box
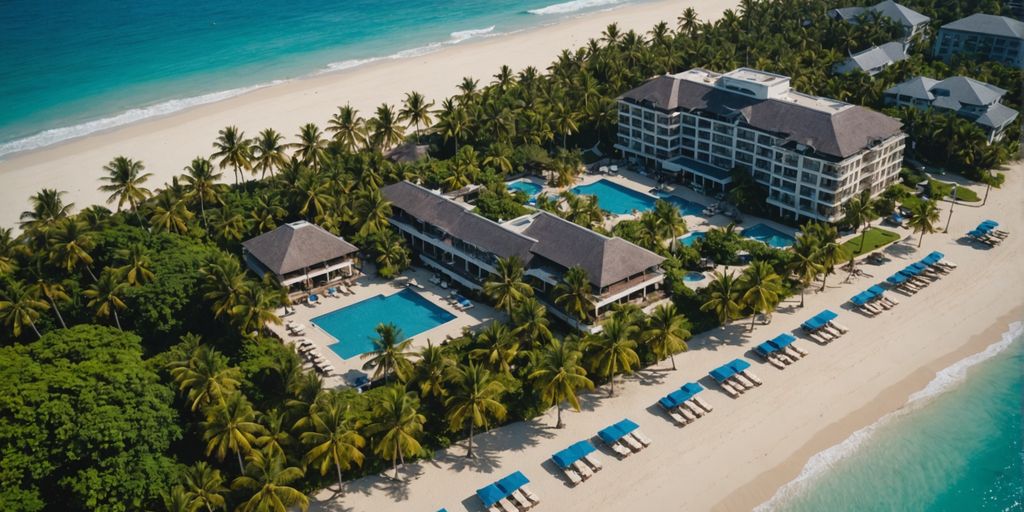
[301,164,1024,511]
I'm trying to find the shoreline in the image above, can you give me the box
[726,308,1024,511]
[0,0,723,229]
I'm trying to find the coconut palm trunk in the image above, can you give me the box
[556,403,563,429]
[112,308,122,331]
[466,424,474,458]
[47,296,67,329]
[237,451,245,474]
[336,464,344,491]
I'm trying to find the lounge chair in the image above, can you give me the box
[732,374,755,389]
[784,346,804,359]
[609,441,631,458]
[583,454,603,472]
[773,351,793,364]
[807,331,830,344]
[692,397,713,413]
[319,365,334,375]
[496,498,518,512]
[620,435,643,452]
[571,460,593,480]
[821,325,842,338]
[791,343,809,357]
[631,430,653,446]
[664,407,687,425]
[561,466,582,485]
[682,402,704,418]
[741,370,763,386]
[520,486,540,505]
[765,354,786,369]
[937,260,957,270]
[718,380,740,397]
[298,345,316,354]
[489,505,502,512]
[678,406,697,422]
[510,490,534,510]
[829,322,850,334]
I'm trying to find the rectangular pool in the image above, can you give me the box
[571,179,703,216]
[742,223,795,248]
[311,289,456,360]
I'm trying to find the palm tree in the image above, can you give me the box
[554,266,594,326]
[0,228,16,275]
[168,344,242,412]
[740,261,783,329]
[642,303,690,370]
[483,256,533,315]
[810,224,847,291]
[20,188,73,230]
[510,297,553,347]
[99,156,153,219]
[411,340,454,399]
[292,123,328,169]
[677,7,700,36]
[653,199,687,248]
[445,363,507,458]
[0,280,47,339]
[202,392,264,474]
[369,103,405,151]
[181,461,228,512]
[326,104,367,152]
[367,386,426,480]
[470,322,520,376]
[200,256,249,320]
[182,157,224,228]
[483,142,514,175]
[161,485,195,512]
[361,323,415,383]
[842,189,877,254]
[585,317,640,396]
[231,450,308,512]
[787,235,822,308]
[251,128,289,179]
[399,91,434,144]
[83,269,128,330]
[354,188,392,238]
[907,199,940,247]
[149,192,194,234]
[211,126,252,185]
[701,271,742,326]
[300,392,365,492]
[115,244,155,286]
[373,229,409,277]
[47,218,98,280]
[26,264,70,329]
[231,284,285,335]
[529,337,593,428]
[550,101,579,149]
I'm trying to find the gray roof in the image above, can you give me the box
[521,212,665,288]
[976,103,1019,128]
[932,76,1006,106]
[381,181,536,263]
[835,42,908,75]
[941,13,1024,39]
[829,2,929,28]
[884,76,940,100]
[829,6,867,22]
[385,143,429,163]
[242,221,358,276]
[620,77,903,159]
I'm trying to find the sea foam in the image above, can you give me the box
[527,0,625,15]
[754,320,1024,511]
[323,26,497,72]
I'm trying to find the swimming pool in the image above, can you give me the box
[571,179,704,216]
[683,271,706,282]
[742,223,795,248]
[507,180,543,198]
[678,232,706,247]
[311,289,456,360]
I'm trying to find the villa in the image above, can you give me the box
[615,67,906,223]
[827,1,930,41]
[932,13,1024,69]
[381,181,666,330]
[833,41,909,76]
[883,76,1020,143]
[242,220,359,291]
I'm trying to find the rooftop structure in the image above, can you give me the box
[242,221,359,289]
[884,75,1020,142]
[828,1,930,39]
[933,13,1024,68]
[615,67,906,222]
[382,181,666,329]
[833,41,909,76]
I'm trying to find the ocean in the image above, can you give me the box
[761,321,1024,512]
[0,0,633,157]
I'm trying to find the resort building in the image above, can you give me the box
[883,76,1020,143]
[833,41,909,76]
[827,1,930,40]
[932,13,1024,69]
[381,181,666,330]
[242,220,359,290]
[615,67,906,222]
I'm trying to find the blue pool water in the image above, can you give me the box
[311,289,456,359]
[0,0,640,156]
[571,180,704,216]
[742,223,795,248]
[683,271,705,282]
[678,232,706,247]
[507,180,543,198]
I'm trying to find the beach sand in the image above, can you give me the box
[0,0,735,229]
[310,163,1024,512]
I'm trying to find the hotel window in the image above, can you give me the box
[698,130,711,140]
[738,128,754,141]
[698,119,711,128]
[757,134,773,145]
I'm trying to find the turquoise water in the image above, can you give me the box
[766,323,1024,512]
[312,289,456,359]
[507,180,543,198]
[743,223,795,248]
[683,271,705,282]
[0,0,637,156]
[678,232,706,247]
[571,180,704,216]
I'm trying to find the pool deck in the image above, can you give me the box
[269,266,498,388]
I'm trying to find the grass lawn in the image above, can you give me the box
[842,227,901,258]
[929,180,981,202]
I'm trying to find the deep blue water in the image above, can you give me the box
[0,0,633,156]
[572,179,705,216]
[312,289,456,359]
[742,223,796,248]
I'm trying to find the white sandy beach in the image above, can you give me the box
[0,0,736,229]
[310,164,1024,512]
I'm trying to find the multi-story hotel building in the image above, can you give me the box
[381,181,666,331]
[933,13,1024,69]
[615,68,906,223]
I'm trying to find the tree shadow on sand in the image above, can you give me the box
[435,419,557,474]
[687,323,751,351]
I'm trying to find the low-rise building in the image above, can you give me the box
[381,181,666,330]
[933,13,1024,69]
[884,75,1020,143]
[242,220,359,290]
[615,67,906,223]
[833,41,909,76]
[827,1,930,40]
